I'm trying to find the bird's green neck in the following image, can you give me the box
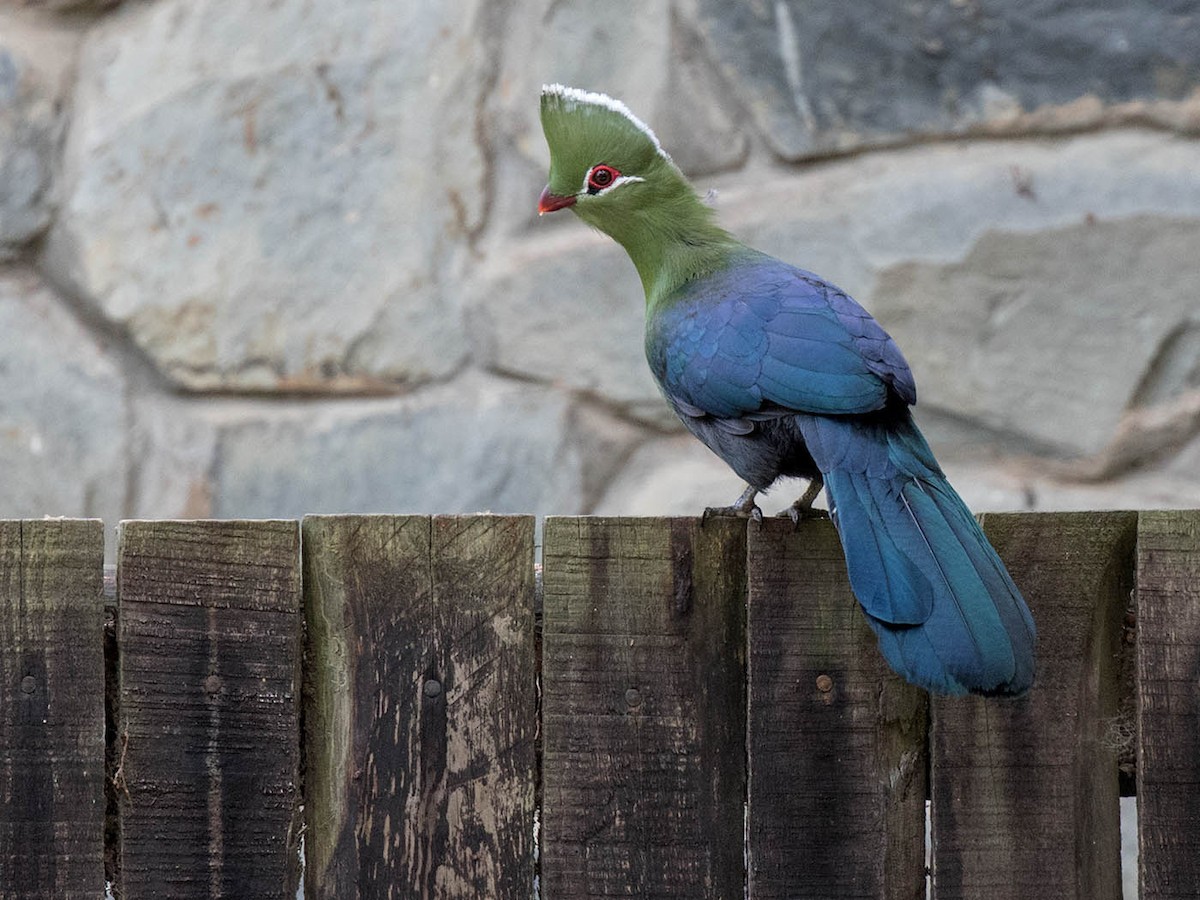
[577,179,747,309]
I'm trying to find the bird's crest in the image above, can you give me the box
[540,84,670,162]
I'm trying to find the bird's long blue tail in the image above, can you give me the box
[798,409,1036,695]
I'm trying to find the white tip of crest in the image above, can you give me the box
[541,83,669,161]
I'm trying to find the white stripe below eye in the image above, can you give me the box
[578,172,646,197]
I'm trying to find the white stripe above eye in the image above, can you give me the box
[542,83,670,161]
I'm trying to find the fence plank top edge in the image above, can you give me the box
[4,510,1198,529]
[0,517,105,525]
[301,512,536,522]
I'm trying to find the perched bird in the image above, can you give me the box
[537,84,1036,696]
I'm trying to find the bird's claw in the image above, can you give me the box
[777,504,830,530]
[778,477,827,530]
[702,503,764,528]
[702,485,763,528]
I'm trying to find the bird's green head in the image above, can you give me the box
[537,84,738,299]
[538,84,689,234]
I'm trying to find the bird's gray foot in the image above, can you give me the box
[778,476,828,529]
[702,484,763,527]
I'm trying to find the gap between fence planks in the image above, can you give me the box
[302,515,537,900]
[0,520,106,900]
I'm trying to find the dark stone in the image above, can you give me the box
[0,45,57,255]
[689,0,1200,158]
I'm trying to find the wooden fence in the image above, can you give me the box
[0,512,1197,899]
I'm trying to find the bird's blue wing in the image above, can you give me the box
[826,285,916,405]
[650,257,914,418]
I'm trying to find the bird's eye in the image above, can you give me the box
[587,164,620,193]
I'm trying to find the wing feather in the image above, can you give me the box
[651,257,913,420]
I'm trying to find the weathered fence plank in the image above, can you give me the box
[2,509,1199,896]
[303,515,536,900]
[746,517,927,899]
[0,520,105,899]
[116,520,302,899]
[541,516,747,899]
[1136,509,1200,900]
[930,511,1137,900]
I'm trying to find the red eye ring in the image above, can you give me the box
[587,164,620,193]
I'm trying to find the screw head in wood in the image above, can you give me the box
[815,674,833,693]
[20,675,36,694]
[625,687,643,708]
[423,678,442,698]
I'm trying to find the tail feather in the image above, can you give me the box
[926,479,1037,692]
[801,410,1036,696]
[835,471,932,624]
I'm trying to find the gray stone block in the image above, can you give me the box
[466,227,669,420]
[592,435,752,518]
[127,391,219,519]
[0,266,127,522]
[0,28,61,257]
[205,374,640,518]
[874,216,1200,457]
[45,0,491,391]
[687,0,1200,159]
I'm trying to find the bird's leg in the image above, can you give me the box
[779,475,828,528]
[702,483,763,527]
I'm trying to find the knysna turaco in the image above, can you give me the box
[537,84,1035,696]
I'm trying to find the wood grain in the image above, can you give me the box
[303,515,536,900]
[4,509,1197,896]
[0,519,106,899]
[540,516,747,899]
[116,519,303,899]
[1136,509,1200,900]
[930,511,1137,900]
[747,517,927,899]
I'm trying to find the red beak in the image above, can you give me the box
[538,185,577,214]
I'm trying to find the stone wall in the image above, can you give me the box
[3,0,1200,539]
